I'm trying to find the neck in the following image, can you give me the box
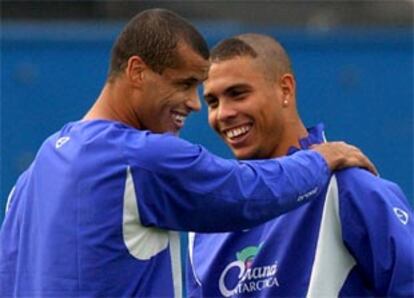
[83,79,142,129]
[271,115,308,158]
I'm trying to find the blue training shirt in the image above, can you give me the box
[0,120,331,297]
[187,124,414,297]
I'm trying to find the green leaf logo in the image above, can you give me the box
[236,242,263,267]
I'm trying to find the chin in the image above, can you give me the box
[235,148,265,160]
[234,150,253,160]
[168,128,180,136]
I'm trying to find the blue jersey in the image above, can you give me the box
[0,120,331,297]
[188,125,414,297]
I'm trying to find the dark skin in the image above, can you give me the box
[204,55,377,174]
[85,40,376,174]
[84,42,209,135]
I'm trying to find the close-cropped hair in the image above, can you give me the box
[210,38,258,62]
[109,8,209,77]
[211,34,293,80]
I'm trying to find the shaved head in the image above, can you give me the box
[210,33,292,81]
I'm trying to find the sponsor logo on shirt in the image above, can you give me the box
[393,207,409,225]
[56,136,70,148]
[297,187,318,202]
[219,243,279,297]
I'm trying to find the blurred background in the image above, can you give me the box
[1,0,413,222]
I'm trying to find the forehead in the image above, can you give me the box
[204,56,266,93]
[166,43,210,80]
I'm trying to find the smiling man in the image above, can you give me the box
[1,10,378,298]
[187,34,414,297]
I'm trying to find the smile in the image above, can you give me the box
[223,124,252,140]
[171,111,187,129]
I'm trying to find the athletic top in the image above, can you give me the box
[0,120,330,297]
[187,124,414,298]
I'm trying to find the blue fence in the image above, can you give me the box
[1,22,413,221]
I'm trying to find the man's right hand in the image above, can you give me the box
[311,142,377,175]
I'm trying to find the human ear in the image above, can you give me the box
[125,56,146,87]
[279,73,295,107]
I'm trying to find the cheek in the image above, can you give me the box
[208,111,218,131]
[156,90,181,110]
[166,88,188,104]
[264,114,280,132]
[159,87,177,100]
[262,98,282,122]
[255,109,276,135]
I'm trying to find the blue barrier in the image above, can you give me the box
[1,22,413,222]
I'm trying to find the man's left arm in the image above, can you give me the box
[338,169,414,297]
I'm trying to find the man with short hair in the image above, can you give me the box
[187,34,414,297]
[0,10,375,297]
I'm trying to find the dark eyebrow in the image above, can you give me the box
[203,90,215,99]
[204,83,251,99]
[174,77,201,85]
[223,83,252,96]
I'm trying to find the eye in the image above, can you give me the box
[229,89,248,99]
[182,82,193,90]
[205,96,218,109]
[178,78,199,91]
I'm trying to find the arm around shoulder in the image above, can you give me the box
[125,132,332,232]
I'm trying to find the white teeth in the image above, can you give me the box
[173,113,186,123]
[225,125,251,139]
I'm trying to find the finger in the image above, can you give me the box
[349,153,378,176]
[358,155,378,176]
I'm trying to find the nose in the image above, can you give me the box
[217,100,237,122]
[186,89,202,112]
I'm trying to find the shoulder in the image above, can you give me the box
[125,130,200,155]
[71,120,200,155]
[335,168,406,204]
[113,126,213,174]
[334,168,412,226]
[121,129,205,163]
